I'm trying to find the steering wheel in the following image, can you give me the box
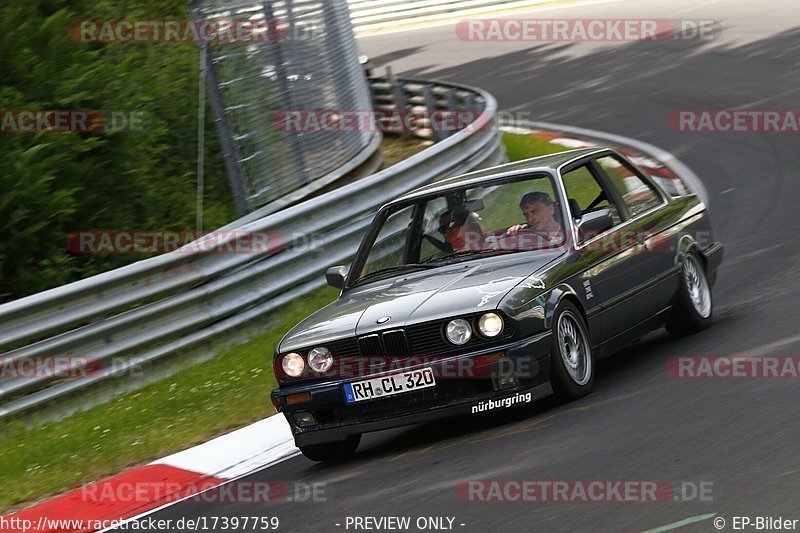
[502,225,550,239]
[498,226,560,250]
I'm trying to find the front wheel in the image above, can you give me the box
[667,252,713,337]
[299,434,361,462]
[550,301,594,401]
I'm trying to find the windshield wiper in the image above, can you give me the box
[421,249,516,264]
[356,263,438,283]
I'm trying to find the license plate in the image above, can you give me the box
[343,368,436,403]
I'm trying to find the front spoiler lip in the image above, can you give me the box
[292,381,554,447]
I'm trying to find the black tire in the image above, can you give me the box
[299,434,361,462]
[550,300,594,401]
[666,252,713,337]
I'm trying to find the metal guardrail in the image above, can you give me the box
[0,78,505,420]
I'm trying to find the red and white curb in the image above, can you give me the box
[3,415,296,533]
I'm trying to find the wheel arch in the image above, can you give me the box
[675,234,706,270]
[544,283,587,330]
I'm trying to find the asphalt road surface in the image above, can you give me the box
[115,0,800,531]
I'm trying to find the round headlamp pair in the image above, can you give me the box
[281,347,333,377]
[445,313,503,345]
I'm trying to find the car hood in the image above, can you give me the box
[279,250,563,352]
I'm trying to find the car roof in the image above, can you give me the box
[395,147,607,203]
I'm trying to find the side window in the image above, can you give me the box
[596,155,662,217]
[561,164,622,226]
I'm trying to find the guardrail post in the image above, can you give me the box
[392,83,408,110]
[422,85,446,142]
[444,89,461,138]
[386,67,413,139]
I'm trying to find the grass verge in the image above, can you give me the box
[0,287,339,512]
[380,135,434,166]
[0,130,561,513]
[502,130,570,161]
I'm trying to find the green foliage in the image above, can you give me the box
[0,0,236,302]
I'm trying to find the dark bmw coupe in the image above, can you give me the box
[270,147,723,461]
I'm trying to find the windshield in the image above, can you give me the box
[353,173,565,283]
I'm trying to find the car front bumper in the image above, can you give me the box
[271,332,553,447]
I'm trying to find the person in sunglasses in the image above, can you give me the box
[437,209,484,252]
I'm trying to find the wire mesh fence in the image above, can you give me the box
[193,0,376,213]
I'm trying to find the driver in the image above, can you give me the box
[438,209,484,251]
[505,192,563,243]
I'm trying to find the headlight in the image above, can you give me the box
[307,347,333,373]
[446,318,472,345]
[281,352,305,377]
[478,312,504,337]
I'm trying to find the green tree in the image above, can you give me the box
[0,0,236,302]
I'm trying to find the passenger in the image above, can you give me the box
[438,209,484,251]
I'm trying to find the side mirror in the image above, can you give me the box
[576,208,614,243]
[325,265,348,289]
